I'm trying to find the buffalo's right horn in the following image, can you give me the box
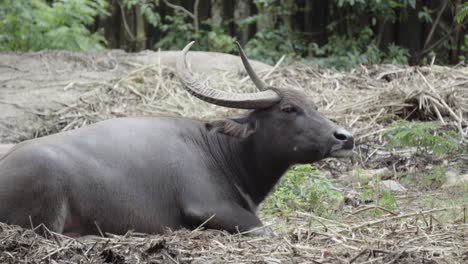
[176,41,281,109]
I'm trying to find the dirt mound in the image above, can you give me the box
[0,50,271,143]
[4,57,467,144]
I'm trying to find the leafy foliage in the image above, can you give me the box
[245,27,308,65]
[154,11,195,50]
[1,0,465,67]
[261,165,343,218]
[401,165,448,190]
[200,20,237,53]
[309,28,409,69]
[0,0,108,51]
[384,120,460,157]
[123,0,161,27]
[358,173,397,216]
[155,12,236,53]
[240,1,413,68]
[455,2,468,23]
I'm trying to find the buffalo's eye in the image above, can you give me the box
[281,105,297,113]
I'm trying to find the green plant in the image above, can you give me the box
[155,12,236,53]
[122,0,161,27]
[155,11,195,50]
[360,174,397,216]
[378,190,397,210]
[400,165,448,190]
[384,120,460,157]
[384,44,411,64]
[455,2,468,57]
[455,2,468,23]
[240,0,308,65]
[261,165,343,218]
[309,27,410,70]
[0,0,108,51]
[245,26,308,65]
[199,19,236,53]
[418,6,433,23]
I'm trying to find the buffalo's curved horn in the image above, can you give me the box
[176,41,281,109]
[235,41,268,91]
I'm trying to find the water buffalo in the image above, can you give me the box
[0,42,353,237]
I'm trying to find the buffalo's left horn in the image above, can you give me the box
[176,41,281,109]
[235,41,268,91]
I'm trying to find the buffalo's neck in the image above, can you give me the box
[238,138,290,204]
[205,133,290,206]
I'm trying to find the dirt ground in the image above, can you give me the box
[0,50,467,263]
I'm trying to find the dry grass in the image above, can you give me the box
[1,205,467,263]
[31,62,467,141]
[1,61,467,263]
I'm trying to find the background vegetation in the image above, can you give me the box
[1,0,467,69]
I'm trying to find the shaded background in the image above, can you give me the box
[1,0,467,69]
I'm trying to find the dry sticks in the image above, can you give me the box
[35,63,467,143]
[1,204,467,263]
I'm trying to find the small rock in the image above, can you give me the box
[441,170,468,188]
[339,167,392,185]
[376,180,407,192]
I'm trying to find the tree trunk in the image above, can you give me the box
[450,0,462,64]
[305,0,329,46]
[134,4,146,51]
[234,0,250,45]
[210,0,223,27]
[397,2,424,64]
[377,18,396,50]
[193,0,200,32]
[282,0,294,32]
[118,2,135,51]
[103,0,120,48]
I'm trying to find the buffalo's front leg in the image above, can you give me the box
[183,203,274,236]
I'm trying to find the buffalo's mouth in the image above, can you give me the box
[327,143,355,158]
[328,149,355,158]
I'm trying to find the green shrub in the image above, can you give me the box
[359,174,397,216]
[245,26,308,65]
[309,28,410,70]
[261,165,343,218]
[200,20,237,53]
[401,165,448,190]
[455,2,468,59]
[0,0,108,51]
[155,12,236,53]
[154,11,195,51]
[455,2,468,23]
[384,120,460,157]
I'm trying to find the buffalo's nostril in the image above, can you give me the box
[334,131,348,141]
[333,128,354,148]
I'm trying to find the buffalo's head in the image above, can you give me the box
[177,42,354,164]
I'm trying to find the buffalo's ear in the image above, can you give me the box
[206,115,255,139]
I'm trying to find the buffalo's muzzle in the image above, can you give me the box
[333,127,354,149]
[329,127,354,158]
